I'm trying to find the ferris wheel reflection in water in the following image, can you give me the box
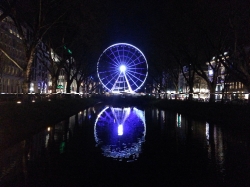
[94,106,146,162]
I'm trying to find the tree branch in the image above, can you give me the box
[0,47,23,70]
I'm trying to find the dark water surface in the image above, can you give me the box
[1,104,250,187]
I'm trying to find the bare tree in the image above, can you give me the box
[0,0,68,95]
[199,0,250,102]
[63,54,77,93]
[37,39,66,94]
[45,43,65,93]
[56,0,108,94]
[167,0,234,102]
[74,57,96,94]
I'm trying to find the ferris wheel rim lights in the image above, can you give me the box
[97,43,148,93]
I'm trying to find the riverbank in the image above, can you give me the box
[1,95,249,151]
[0,97,101,151]
[100,96,250,126]
[153,99,250,126]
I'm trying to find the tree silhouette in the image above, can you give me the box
[0,0,68,95]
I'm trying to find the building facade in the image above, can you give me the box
[30,42,50,93]
[208,53,248,101]
[0,10,69,94]
[178,66,209,100]
[0,10,51,94]
[0,10,26,93]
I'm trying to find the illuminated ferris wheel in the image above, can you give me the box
[97,43,148,93]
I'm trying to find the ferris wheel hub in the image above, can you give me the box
[119,65,126,72]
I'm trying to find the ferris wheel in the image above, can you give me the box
[97,43,148,93]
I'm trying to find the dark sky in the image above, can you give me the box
[83,0,250,80]
[97,0,183,90]
[106,1,150,44]
[103,0,174,56]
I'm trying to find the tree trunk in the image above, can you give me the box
[66,80,71,93]
[209,86,216,103]
[188,85,194,101]
[52,76,58,93]
[22,80,30,94]
[221,88,225,103]
[22,80,30,102]
[76,81,81,93]
[22,49,35,94]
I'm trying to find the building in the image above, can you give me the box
[30,41,50,93]
[0,10,26,93]
[207,53,247,101]
[0,10,50,94]
[178,65,209,100]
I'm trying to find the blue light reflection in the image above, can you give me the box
[94,106,146,162]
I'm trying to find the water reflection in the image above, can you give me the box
[206,122,226,180]
[94,106,146,162]
[0,106,249,186]
[0,110,89,186]
[176,113,181,127]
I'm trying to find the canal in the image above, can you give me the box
[1,103,250,186]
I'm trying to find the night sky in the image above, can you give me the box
[105,1,150,46]
[99,0,246,83]
[93,0,185,89]
[103,0,174,57]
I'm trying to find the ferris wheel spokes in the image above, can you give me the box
[126,71,144,83]
[127,55,143,67]
[106,54,119,66]
[100,72,120,90]
[97,43,148,93]
[99,70,119,81]
[111,71,125,92]
[128,60,146,68]
[125,73,140,89]
[126,70,146,77]
[123,72,133,92]
[110,50,122,65]
[111,71,133,93]
[110,107,131,126]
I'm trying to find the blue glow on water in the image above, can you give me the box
[94,106,146,161]
[118,124,123,135]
